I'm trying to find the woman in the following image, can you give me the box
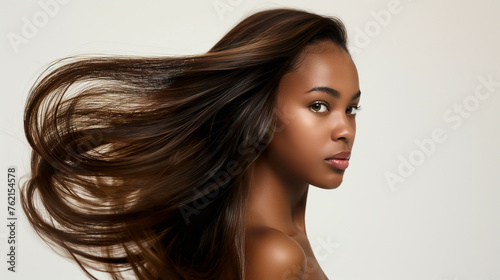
[22,7,361,280]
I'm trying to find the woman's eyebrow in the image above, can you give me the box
[305,86,361,100]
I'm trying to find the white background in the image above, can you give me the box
[1,0,499,279]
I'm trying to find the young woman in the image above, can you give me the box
[22,8,361,280]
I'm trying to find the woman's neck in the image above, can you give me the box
[245,153,309,235]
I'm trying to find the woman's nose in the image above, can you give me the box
[330,113,355,142]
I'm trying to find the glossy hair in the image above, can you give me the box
[21,8,348,280]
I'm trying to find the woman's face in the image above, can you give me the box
[265,41,361,189]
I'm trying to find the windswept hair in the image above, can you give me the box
[22,8,348,280]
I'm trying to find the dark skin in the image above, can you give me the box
[245,41,361,280]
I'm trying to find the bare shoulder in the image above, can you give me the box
[245,226,306,280]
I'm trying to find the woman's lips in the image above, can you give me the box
[325,158,349,170]
[325,151,351,170]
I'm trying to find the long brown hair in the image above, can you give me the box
[21,8,348,280]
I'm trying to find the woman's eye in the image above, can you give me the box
[346,105,362,115]
[309,102,329,113]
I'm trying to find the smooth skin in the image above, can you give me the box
[245,41,361,280]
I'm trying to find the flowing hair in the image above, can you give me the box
[21,8,348,280]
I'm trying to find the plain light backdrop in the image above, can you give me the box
[1,0,499,279]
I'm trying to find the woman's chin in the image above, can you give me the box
[310,177,343,190]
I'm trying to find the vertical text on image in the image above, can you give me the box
[6,167,17,272]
